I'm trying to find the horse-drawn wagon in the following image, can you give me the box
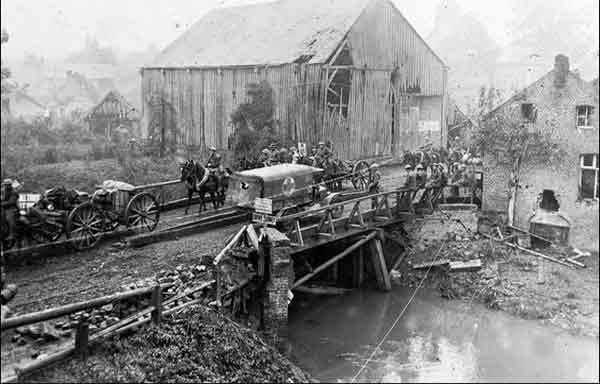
[62,181,160,250]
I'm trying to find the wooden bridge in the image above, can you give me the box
[213,185,446,316]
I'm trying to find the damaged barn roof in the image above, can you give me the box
[148,0,372,68]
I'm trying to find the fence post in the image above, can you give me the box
[151,285,162,325]
[537,256,545,284]
[75,318,89,360]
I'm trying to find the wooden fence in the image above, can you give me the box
[1,280,215,382]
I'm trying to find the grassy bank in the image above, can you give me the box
[394,236,599,338]
[20,305,313,383]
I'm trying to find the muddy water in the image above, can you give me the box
[288,288,599,383]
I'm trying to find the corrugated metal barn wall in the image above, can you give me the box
[141,64,326,154]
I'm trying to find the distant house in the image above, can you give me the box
[141,0,448,159]
[86,90,139,138]
[482,55,599,251]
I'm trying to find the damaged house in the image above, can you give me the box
[483,55,599,251]
[85,90,140,138]
[141,0,448,159]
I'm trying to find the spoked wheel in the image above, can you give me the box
[30,220,64,244]
[351,160,370,190]
[66,202,104,251]
[125,192,160,234]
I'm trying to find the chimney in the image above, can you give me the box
[554,54,569,88]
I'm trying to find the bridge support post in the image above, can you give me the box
[260,228,292,354]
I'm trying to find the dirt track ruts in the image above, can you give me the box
[5,223,241,314]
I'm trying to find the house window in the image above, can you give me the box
[580,154,599,199]
[576,105,594,129]
[520,103,537,122]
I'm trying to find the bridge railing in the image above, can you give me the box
[274,186,444,247]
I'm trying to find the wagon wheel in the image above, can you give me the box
[66,202,104,251]
[125,192,160,234]
[30,220,64,244]
[351,160,370,190]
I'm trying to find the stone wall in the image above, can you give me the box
[261,228,292,353]
[483,64,599,251]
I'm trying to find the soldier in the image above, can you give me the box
[427,164,443,188]
[290,146,300,164]
[415,164,427,188]
[367,164,382,193]
[206,146,225,192]
[1,179,19,243]
[259,149,270,167]
[402,164,414,189]
[278,147,290,163]
[206,146,222,170]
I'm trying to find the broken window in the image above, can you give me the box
[580,154,599,199]
[326,70,350,118]
[326,42,352,119]
[520,103,537,122]
[539,190,559,211]
[576,105,594,129]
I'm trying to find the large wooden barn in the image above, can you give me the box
[141,0,448,160]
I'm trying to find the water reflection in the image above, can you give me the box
[288,288,599,383]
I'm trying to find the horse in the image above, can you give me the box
[180,160,220,214]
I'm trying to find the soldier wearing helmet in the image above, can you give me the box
[402,164,416,189]
[206,146,221,168]
[290,146,300,164]
[278,147,290,163]
[1,179,19,242]
[368,163,382,192]
[415,164,427,188]
[259,148,271,167]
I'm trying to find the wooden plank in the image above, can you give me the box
[293,285,352,295]
[75,320,89,360]
[214,225,247,265]
[448,259,482,272]
[151,285,162,325]
[389,251,407,274]
[246,225,259,250]
[92,280,215,340]
[566,258,586,268]
[412,259,450,270]
[294,220,304,246]
[480,233,575,269]
[293,232,377,289]
[1,284,172,331]
[372,238,392,291]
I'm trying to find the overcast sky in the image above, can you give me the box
[1,0,516,60]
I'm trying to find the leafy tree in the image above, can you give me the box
[476,102,564,224]
[1,29,12,113]
[229,81,293,166]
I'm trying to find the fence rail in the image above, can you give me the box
[1,280,215,383]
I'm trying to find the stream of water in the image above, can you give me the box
[288,288,599,383]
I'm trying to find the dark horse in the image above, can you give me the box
[180,160,227,214]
